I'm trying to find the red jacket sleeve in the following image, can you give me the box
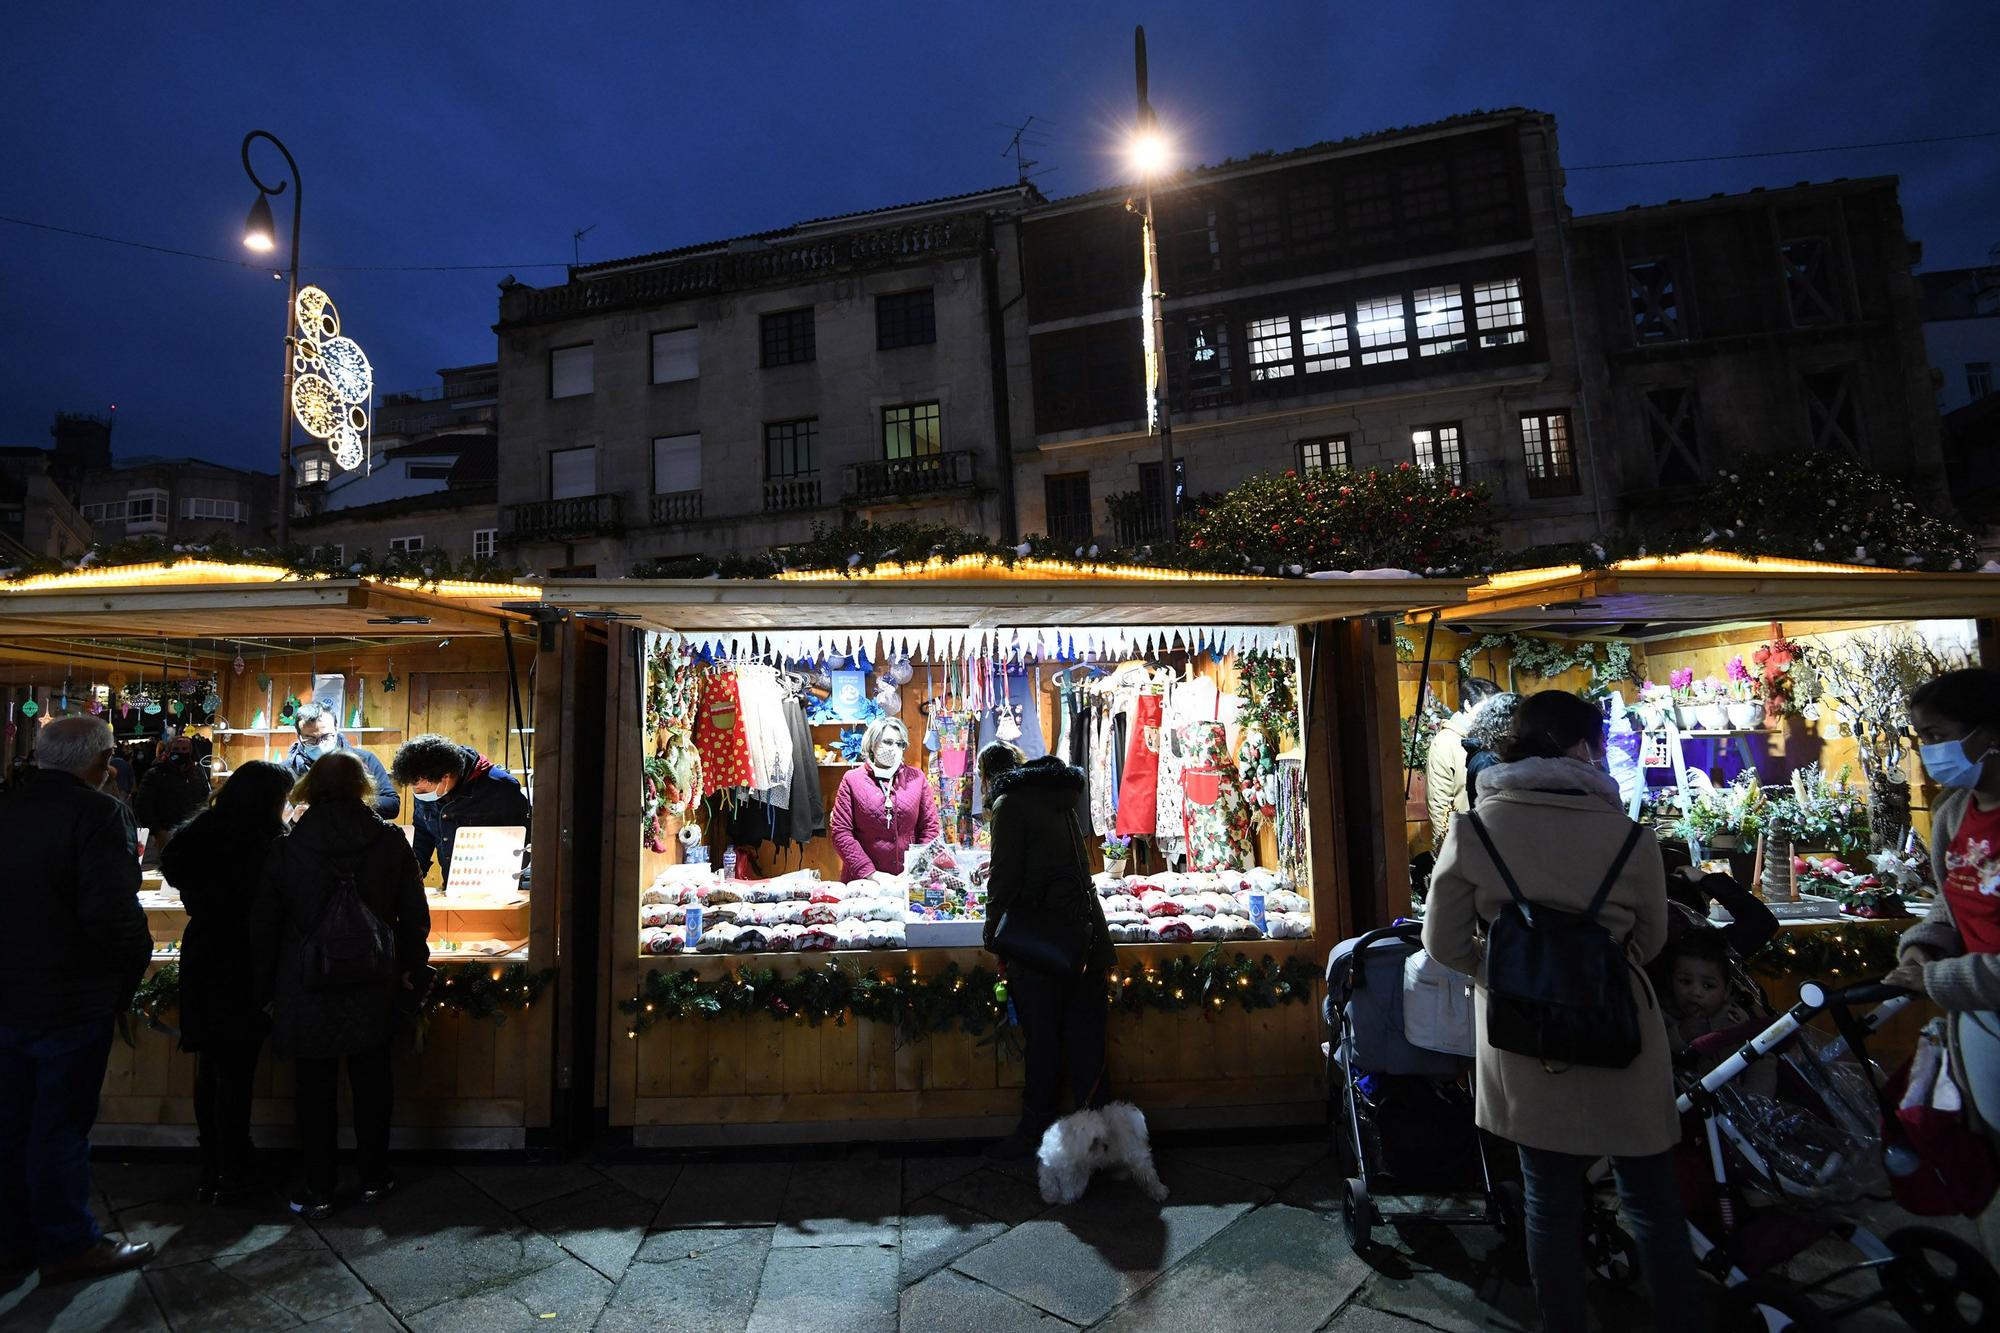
[827,773,874,877]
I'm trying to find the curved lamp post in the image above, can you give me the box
[241,130,302,548]
[1133,27,1176,543]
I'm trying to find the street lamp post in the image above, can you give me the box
[241,130,302,549]
[1134,26,1176,544]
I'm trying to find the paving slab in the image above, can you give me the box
[142,1260,300,1331]
[927,1166,1051,1226]
[94,1162,201,1213]
[517,1179,654,1280]
[744,1242,898,1333]
[457,1161,605,1213]
[601,1227,772,1333]
[335,1194,568,1321]
[1350,1226,1535,1333]
[900,1154,987,1205]
[0,1267,171,1333]
[306,1169,504,1256]
[948,1160,1263,1326]
[597,1162,684,1203]
[900,1267,1079,1332]
[114,1198,323,1269]
[773,1158,901,1248]
[1161,1138,1329,1189]
[899,1200,1010,1286]
[1094,1204,1368,1333]
[651,1161,791,1230]
[403,1254,613,1332]
[300,1304,405,1331]
[1320,1307,1442,1331]
[213,1247,376,1323]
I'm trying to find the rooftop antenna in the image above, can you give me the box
[572,223,597,267]
[1000,116,1052,187]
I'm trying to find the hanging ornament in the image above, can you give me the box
[59,678,72,711]
[257,672,272,692]
[119,701,132,719]
[19,696,39,719]
[168,699,183,716]
[144,698,163,716]
[279,693,300,726]
[381,658,399,693]
[108,670,128,691]
[233,649,247,677]
[348,675,366,730]
[88,697,105,716]
[202,688,222,714]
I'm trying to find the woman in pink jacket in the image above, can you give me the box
[829,717,941,879]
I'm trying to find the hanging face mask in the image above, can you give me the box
[1919,734,1992,789]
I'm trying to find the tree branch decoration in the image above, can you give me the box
[1456,634,1637,699]
[1802,628,1971,846]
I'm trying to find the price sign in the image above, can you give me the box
[444,825,528,897]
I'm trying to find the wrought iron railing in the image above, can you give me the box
[503,493,622,541]
[763,476,823,512]
[845,449,975,503]
[649,489,704,524]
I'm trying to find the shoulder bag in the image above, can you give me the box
[989,807,1096,976]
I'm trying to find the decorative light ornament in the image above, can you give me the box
[289,284,373,472]
[19,696,38,718]
[233,649,247,677]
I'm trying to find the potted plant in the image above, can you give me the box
[1670,668,1701,729]
[1670,774,1765,883]
[1634,681,1671,731]
[1101,834,1132,876]
[1695,676,1730,731]
[1724,656,1762,730]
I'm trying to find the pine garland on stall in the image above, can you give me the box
[1455,633,1637,699]
[128,962,553,1045]
[0,534,532,587]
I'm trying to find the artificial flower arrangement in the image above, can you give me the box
[1723,658,1764,729]
[1634,680,1676,730]
[1101,834,1133,872]
[1793,850,1924,918]
[1670,773,1766,848]
[1750,626,1811,725]
[1764,764,1872,859]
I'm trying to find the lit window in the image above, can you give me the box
[472,529,498,560]
[180,497,242,522]
[1299,309,1351,373]
[882,403,942,460]
[1297,435,1349,473]
[651,327,699,383]
[652,433,702,493]
[1473,279,1526,347]
[550,344,593,398]
[1520,411,1579,498]
[1247,316,1294,380]
[1412,423,1463,483]
[1413,285,1467,356]
[298,456,332,484]
[1180,317,1234,408]
[388,535,424,553]
[1354,294,1408,365]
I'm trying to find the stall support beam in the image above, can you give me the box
[1300,624,1352,945]
[1330,620,1412,932]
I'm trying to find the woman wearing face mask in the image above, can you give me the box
[1423,690,1704,1332]
[828,717,940,881]
[1886,667,2000,1251]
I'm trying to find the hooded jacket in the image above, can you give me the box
[1423,756,1678,1158]
[253,799,429,1058]
[411,746,530,882]
[1424,712,1475,847]
[159,805,285,1050]
[982,757,1115,975]
[282,736,401,819]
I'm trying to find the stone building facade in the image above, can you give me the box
[74,456,279,547]
[493,187,1040,575]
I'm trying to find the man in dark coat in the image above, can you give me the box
[390,734,530,885]
[0,717,155,1284]
[281,703,400,819]
[133,734,209,851]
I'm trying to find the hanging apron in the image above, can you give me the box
[1182,720,1255,872]
[1115,693,1164,837]
[694,671,753,798]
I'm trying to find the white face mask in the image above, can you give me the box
[311,735,340,757]
[872,738,906,773]
[414,787,443,803]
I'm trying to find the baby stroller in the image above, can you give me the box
[1323,923,1634,1275]
[1675,978,1999,1331]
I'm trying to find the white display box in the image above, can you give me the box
[905,919,986,948]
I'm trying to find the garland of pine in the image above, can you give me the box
[0,533,533,588]
[621,948,1320,1040]
[1456,633,1638,697]
[130,962,553,1030]
[1746,918,1905,984]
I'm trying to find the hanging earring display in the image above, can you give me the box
[381,658,398,693]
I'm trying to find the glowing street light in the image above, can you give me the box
[240,130,304,547]
[242,192,277,252]
[1129,130,1171,179]
[1133,25,1176,543]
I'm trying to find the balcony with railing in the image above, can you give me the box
[503,493,623,542]
[763,476,823,512]
[649,489,704,525]
[845,449,976,504]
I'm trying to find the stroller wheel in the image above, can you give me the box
[1882,1226,1999,1332]
[1340,1178,1375,1251]
[1715,1278,1829,1332]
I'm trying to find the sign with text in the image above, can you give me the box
[443,825,528,897]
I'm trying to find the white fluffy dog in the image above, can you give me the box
[1036,1101,1170,1206]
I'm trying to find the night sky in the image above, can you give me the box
[4,1,1995,474]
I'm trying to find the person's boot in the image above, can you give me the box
[39,1238,153,1284]
[984,1110,1054,1160]
[194,1164,219,1206]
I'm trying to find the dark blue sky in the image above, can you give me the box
[4,1,1995,473]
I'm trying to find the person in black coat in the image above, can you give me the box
[280,703,400,820]
[978,746,1116,1160]
[159,760,293,1204]
[390,734,530,884]
[133,736,209,857]
[0,717,154,1284]
[252,752,429,1219]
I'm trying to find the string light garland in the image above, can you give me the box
[1747,920,1904,984]
[128,962,553,1034]
[289,284,373,473]
[620,948,1318,1040]
[0,536,533,588]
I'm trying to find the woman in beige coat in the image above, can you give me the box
[1423,690,1704,1332]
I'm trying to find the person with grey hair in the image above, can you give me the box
[1462,691,1522,809]
[1426,676,1503,847]
[828,715,940,880]
[0,717,154,1285]
[282,702,400,818]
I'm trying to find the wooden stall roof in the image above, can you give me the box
[539,556,1469,632]
[0,561,536,640]
[1414,553,2000,633]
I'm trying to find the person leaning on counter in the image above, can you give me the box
[282,703,399,819]
[389,733,530,884]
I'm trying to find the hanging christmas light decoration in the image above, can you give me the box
[289,284,373,472]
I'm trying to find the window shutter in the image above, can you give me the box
[551,345,594,398]
[651,329,699,383]
[549,446,597,499]
[652,434,701,493]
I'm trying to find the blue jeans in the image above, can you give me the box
[1518,1144,1706,1332]
[0,1018,115,1266]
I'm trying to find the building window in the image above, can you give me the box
[1396,160,1453,245]
[125,489,169,531]
[1233,193,1284,268]
[1287,180,1338,258]
[652,433,702,493]
[1044,472,1093,545]
[80,500,128,522]
[1520,411,1580,499]
[1179,316,1234,409]
[1134,459,1187,540]
[1354,294,1409,365]
[764,418,818,479]
[882,403,942,460]
[298,456,332,484]
[1297,435,1350,473]
[1299,309,1351,373]
[1781,237,1844,326]
[311,544,343,563]
[1168,200,1222,284]
[1643,386,1703,487]
[1803,367,1862,456]
[405,463,454,481]
[1247,315,1295,381]
[876,290,936,350]
[1412,423,1463,484]
[760,307,816,367]
[549,344,593,399]
[1031,320,1144,433]
[472,529,497,560]
[548,445,597,500]
[1628,259,1682,341]
[180,497,242,522]
[1413,285,1467,357]
[1453,148,1514,239]
[1471,278,1527,348]
[1342,170,1396,250]
[651,327,699,384]
[388,535,424,553]
[1969,361,1993,400]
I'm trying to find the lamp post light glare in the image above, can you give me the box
[1129,131,1170,179]
[1133,24,1176,543]
[240,130,303,548]
[242,192,277,252]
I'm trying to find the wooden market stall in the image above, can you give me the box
[0,561,574,1149]
[543,558,1467,1145]
[1403,551,2000,1060]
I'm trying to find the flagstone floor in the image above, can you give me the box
[0,1136,1969,1331]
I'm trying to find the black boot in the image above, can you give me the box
[984,1109,1054,1160]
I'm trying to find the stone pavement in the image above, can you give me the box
[0,1135,1955,1331]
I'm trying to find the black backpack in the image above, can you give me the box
[304,857,398,992]
[1463,810,1646,1070]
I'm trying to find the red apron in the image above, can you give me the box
[693,671,752,798]
[1115,694,1163,837]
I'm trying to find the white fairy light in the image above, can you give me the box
[289,285,372,471]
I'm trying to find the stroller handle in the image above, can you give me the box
[1796,979,1913,1009]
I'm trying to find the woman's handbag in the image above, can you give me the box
[989,810,1096,976]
